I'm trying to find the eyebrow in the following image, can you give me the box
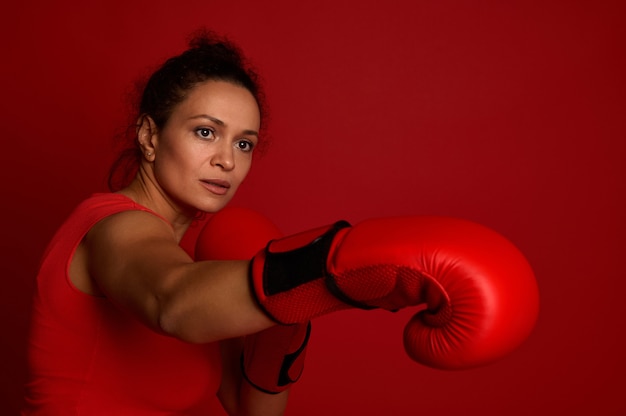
[189,114,259,136]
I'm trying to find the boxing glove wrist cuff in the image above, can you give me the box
[261,220,351,296]
[251,220,377,323]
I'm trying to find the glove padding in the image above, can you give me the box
[196,207,311,393]
[241,321,311,394]
[251,215,539,370]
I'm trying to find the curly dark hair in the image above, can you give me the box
[108,29,267,191]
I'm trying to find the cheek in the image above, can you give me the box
[155,146,198,186]
[236,155,253,179]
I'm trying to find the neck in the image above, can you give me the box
[118,172,199,242]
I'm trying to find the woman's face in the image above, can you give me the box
[149,80,261,214]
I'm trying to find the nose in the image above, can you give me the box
[211,141,235,171]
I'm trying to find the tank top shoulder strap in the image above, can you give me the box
[38,193,171,263]
[80,193,171,227]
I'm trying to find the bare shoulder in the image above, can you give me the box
[70,210,180,296]
[83,209,191,296]
[85,209,188,270]
[88,209,176,246]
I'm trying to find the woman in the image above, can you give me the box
[23,30,290,415]
[22,26,539,416]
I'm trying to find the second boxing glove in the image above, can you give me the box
[196,207,311,393]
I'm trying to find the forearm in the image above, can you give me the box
[157,260,275,343]
[236,383,289,416]
[220,386,289,416]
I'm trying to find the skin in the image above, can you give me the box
[68,80,287,415]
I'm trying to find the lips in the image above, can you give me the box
[201,179,231,196]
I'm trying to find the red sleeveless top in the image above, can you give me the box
[23,193,223,415]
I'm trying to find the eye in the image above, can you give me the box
[235,139,255,153]
[195,127,215,139]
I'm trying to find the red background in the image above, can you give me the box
[2,0,625,414]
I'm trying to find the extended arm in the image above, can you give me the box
[87,205,538,372]
[84,209,274,343]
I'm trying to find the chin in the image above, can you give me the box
[200,199,233,214]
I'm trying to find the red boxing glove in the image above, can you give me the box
[240,321,311,394]
[196,207,283,262]
[251,215,539,370]
[196,207,311,393]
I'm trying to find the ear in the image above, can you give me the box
[137,115,158,161]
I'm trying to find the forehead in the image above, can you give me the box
[186,80,258,110]
[167,80,261,130]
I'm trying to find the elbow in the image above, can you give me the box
[155,296,182,338]
[156,297,207,344]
